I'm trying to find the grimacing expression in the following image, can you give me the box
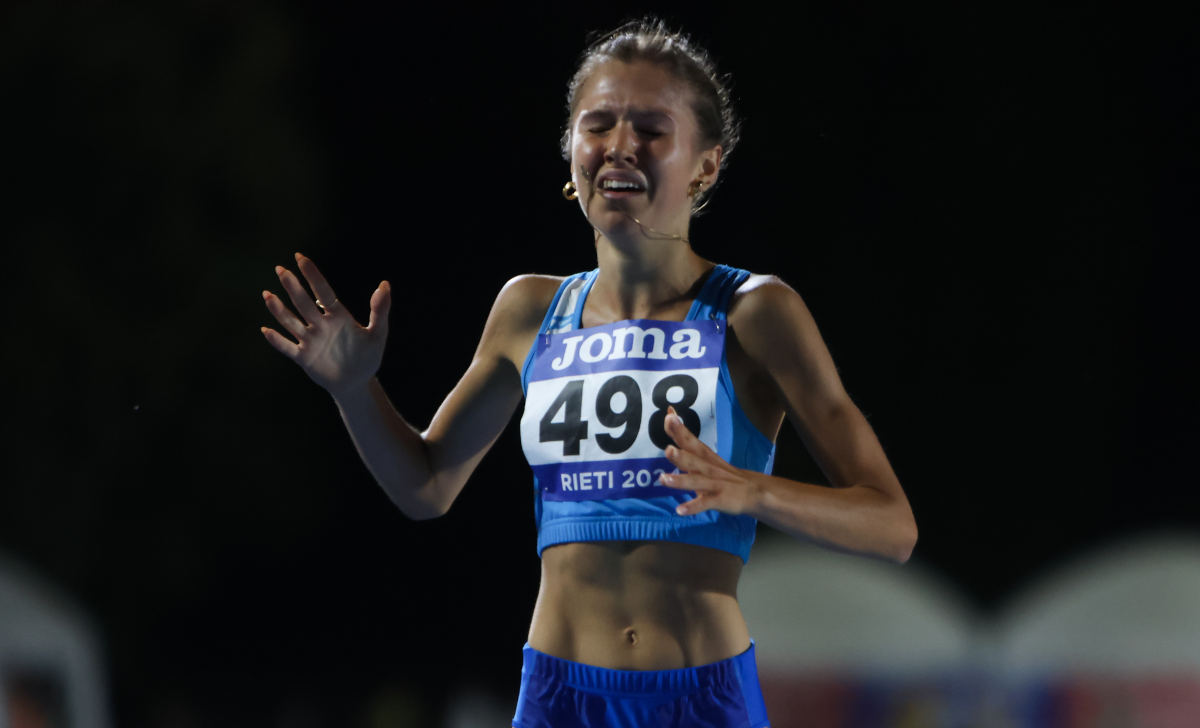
[569,60,721,239]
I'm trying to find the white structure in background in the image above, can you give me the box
[990,532,1200,676]
[738,536,989,727]
[738,531,1200,726]
[987,532,1200,725]
[0,553,111,728]
[740,535,979,677]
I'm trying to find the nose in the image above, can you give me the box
[604,123,638,165]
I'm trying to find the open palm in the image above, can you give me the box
[261,253,391,398]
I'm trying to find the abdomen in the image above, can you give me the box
[528,540,751,670]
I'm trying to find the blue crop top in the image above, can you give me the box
[518,265,776,563]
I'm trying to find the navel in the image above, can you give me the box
[623,627,639,646]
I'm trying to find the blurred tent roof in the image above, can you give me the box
[990,531,1200,676]
[740,538,979,676]
[0,552,111,728]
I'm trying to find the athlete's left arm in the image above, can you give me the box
[661,277,918,563]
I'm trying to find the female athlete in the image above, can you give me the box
[261,19,917,728]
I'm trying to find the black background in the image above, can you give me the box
[3,3,1197,725]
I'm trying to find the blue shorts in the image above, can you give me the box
[512,640,770,728]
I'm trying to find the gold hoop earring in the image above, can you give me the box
[562,180,578,200]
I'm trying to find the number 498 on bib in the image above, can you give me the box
[520,319,725,502]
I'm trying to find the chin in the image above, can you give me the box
[586,203,631,227]
[593,223,638,245]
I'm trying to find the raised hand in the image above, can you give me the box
[261,253,391,399]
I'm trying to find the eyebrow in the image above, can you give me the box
[578,109,676,124]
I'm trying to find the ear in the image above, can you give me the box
[697,144,723,188]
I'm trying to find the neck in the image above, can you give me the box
[591,235,712,320]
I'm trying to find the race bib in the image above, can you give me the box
[521,319,724,502]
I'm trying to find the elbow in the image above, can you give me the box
[402,443,460,520]
[880,487,918,564]
[398,496,451,521]
[892,517,918,564]
[387,478,454,521]
[400,489,453,521]
[861,487,918,564]
[405,504,449,521]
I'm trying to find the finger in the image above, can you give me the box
[665,406,704,449]
[664,412,725,466]
[675,494,714,517]
[664,444,716,477]
[367,280,391,334]
[260,326,300,358]
[664,422,710,457]
[275,265,323,324]
[294,253,342,313]
[659,470,720,493]
[262,290,308,339]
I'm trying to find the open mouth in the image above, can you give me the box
[598,179,646,195]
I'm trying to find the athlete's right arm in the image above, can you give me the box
[262,253,556,519]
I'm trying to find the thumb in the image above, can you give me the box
[367,280,391,334]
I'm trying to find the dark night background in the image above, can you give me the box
[2,3,1197,725]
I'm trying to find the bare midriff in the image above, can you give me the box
[527,540,750,670]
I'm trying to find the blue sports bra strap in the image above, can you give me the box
[524,270,598,394]
[688,264,752,321]
[537,270,598,335]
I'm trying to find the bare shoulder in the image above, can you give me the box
[727,274,819,348]
[727,272,848,414]
[478,274,564,365]
[491,274,564,326]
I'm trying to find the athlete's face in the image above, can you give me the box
[568,60,721,242]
